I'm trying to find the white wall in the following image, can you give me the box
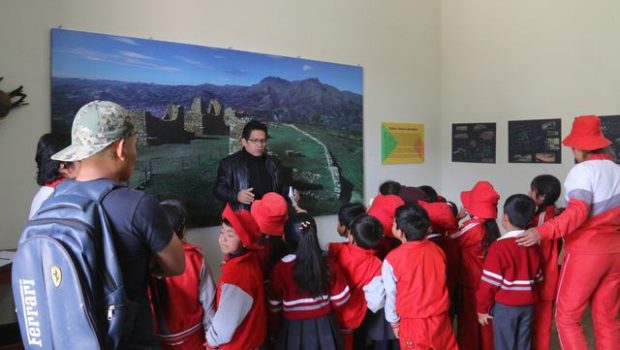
[0,0,442,273]
[440,0,620,211]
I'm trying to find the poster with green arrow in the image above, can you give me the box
[381,122,425,164]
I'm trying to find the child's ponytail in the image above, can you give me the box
[284,213,329,297]
[482,219,500,250]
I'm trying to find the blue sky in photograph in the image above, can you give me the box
[51,29,363,94]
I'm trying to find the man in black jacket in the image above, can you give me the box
[213,120,281,210]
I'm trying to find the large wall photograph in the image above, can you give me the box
[51,29,364,227]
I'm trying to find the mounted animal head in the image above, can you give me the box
[0,77,29,119]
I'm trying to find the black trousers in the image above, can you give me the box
[492,302,534,350]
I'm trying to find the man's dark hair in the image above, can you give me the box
[35,133,71,186]
[418,185,438,202]
[241,120,268,140]
[379,181,402,195]
[337,202,366,230]
[394,204,430,241]
[530,175,561,213]
[503,194,536,229]
[160,199,189,237]
[350,215,383,249]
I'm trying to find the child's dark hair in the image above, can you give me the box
[379,181,401,195]
[350,215,383,249]
[160,199,188,238]
[482,219,501,249]
[394,204,430,241]
[35,133,71,186]
[337,202,366,230]
[418,185,438,202]
[503,194,536,229]
[284,213,329,297]
[530,175,561,213]
[242,119,268,140]
[447,201,458,218]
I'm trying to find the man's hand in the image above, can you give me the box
[478,312,493,326]
[392,325,399,339]
[516,227,541,247]
[237,188,255,205]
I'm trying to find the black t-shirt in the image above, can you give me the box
[100,181,173,348]
[243,150,273,200]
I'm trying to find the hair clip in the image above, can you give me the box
[299,220,312,231]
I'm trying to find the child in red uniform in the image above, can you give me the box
[206,204,267,350]
[150,200,216,349]
[269,213,351,350]
[527,175,562,350]
[251,192,289,277]
[329,214,397,350]
[477,194,542,350]
[368,194,405,259]
[451,181,500,350]
[383,204,458,350]
[518,115,620,350]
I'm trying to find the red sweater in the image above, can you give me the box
[328,242,385,330]
[269,254,351,321]
[531,205,562,300]
[476,231,542,313]
[451,217,486,288]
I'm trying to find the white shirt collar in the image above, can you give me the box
[498,230,524,240]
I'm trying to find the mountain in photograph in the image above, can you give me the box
[51,76,363,132]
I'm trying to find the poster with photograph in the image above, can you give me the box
[381,122,424,164]
[600,115,620,164]
[508,119,561,163]
[51,28,364,227]
[451,123,496,163]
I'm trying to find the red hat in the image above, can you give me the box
[562,115,612,151]
[368,194,405,238]
[250,192,288,236]
[460,181,500,219]
[418,201,458,232]
[222,204,262,250]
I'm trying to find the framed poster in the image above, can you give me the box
[600,115,620,164]
[508,118,561,163]
[51,29,364,226]
[451,123,496,163]
[381,122,424,164]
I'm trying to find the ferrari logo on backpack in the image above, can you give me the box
[51,266,62,287]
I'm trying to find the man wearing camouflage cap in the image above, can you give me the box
[52,100,185,348]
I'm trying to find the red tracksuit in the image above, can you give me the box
[537,154,620,350]
[382,240,457,349]
[328,242,385,350]
[451,218,494,350]
[206,251,266,350]
[151,242,216,349]
[530,205,561,350]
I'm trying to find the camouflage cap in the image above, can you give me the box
[51,100,135,161]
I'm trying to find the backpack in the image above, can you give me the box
[12,179,130,349]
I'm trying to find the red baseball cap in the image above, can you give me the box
[460,181,500,219]
[222,204,262,250]
[562,115,612,151]
[250,192,288,236]
[418,201,458,232]
[368,194,405,238]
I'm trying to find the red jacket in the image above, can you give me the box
[476,231,542,313]
[531,205,562,300]
[451,217,486,288]
[206,251,266,350]
[328,242,385,330]
[383,240,450,326]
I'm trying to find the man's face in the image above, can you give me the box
[241,130,267,157]
[119,134,138,182]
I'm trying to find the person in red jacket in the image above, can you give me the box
[451,181,500,350]
[206,204,267,350]
[250,192,289,278]
[368,194,406,259]
[150,200,216,349]
[518,115,620,350]
[477,194,542,350]
[383,204,458,349]
[269,213,350,350]
[527,175,562,350]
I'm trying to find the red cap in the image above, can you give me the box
[418,201,458,232]
[250,192,288,236]
[368,194,405,238]
[562,115,612,151]
[222,204,262,250]
[460,181,500,219]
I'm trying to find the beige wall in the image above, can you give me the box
[440,0,620,209]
